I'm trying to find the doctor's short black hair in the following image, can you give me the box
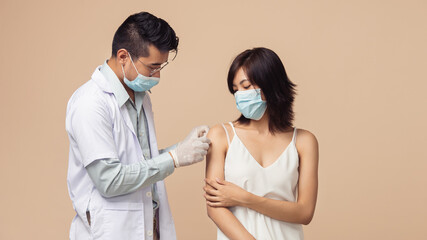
[112,12,179,58]
[227,47,297,134]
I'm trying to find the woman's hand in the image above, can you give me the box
[204,178,251,207]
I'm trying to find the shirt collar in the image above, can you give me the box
[100,60,132,107]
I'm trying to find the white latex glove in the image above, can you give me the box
[170,125,211,168]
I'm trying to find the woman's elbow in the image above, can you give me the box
[301,217,312,225]
[300,211,315,225]
[207,205,223,221]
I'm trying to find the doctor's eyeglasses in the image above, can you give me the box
[135,50,177,77]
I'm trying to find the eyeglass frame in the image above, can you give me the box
[129,50,177,77]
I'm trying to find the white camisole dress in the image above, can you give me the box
[217,122,304,240]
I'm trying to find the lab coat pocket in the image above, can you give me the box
[102,202,145,240]
[87,203,106,239]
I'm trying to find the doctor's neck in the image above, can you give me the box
[107,57,136,102]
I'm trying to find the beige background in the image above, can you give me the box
[1,0,426,239]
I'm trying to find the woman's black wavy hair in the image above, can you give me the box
[112,12,179,58]
[227,47,297,134]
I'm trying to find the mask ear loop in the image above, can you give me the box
[128,52,142,76]
[121,52,139,81]
[257,88,267,102]
[121,64,126,80]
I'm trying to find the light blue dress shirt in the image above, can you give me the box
[85,60,176,210]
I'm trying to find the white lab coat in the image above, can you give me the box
[66,66,176,240]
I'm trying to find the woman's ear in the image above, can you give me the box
[260,89,266,101]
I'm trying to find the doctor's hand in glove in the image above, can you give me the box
[169,125,211,168]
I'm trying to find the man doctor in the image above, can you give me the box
[66,12,210,240]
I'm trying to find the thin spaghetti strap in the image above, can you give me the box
[292,127,298,144]
[228,122,237,135]
[221,124,231,147]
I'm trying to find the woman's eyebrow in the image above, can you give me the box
[233,79,249,87]
[239,79,249,85]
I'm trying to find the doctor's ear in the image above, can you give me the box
[116,49,130,64]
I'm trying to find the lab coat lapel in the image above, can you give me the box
[142,94,159,157]
[117,101,145,159]
[92,65,139,149]
[119,105,135,136]
[93,65,140,145]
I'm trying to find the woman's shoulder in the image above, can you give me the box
[207,123,235,146]
[207,123,232,153]
[295,128,319,152]
[295,128,317,140]
[208,123,230,139]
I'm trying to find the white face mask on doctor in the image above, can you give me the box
[121,52,160,92]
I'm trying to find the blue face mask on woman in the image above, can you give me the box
[122,53,159,92]
[234,88,267,120]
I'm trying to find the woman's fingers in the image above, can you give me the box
[215,177,226,185]
[205,178,221,189]
[203,186,219,196]
[204,184,216,191]
[204,193,220,202]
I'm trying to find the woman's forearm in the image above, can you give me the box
[207,206,255,240]
[242,193,314,225]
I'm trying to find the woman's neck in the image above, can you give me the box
[247,113,270,135]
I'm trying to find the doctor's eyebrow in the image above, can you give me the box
[150,59,169,66]
[150,63,163,66]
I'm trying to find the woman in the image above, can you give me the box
[205,47,319,240]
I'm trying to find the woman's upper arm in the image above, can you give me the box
[206,124,228,180]
[295,129,319,220]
